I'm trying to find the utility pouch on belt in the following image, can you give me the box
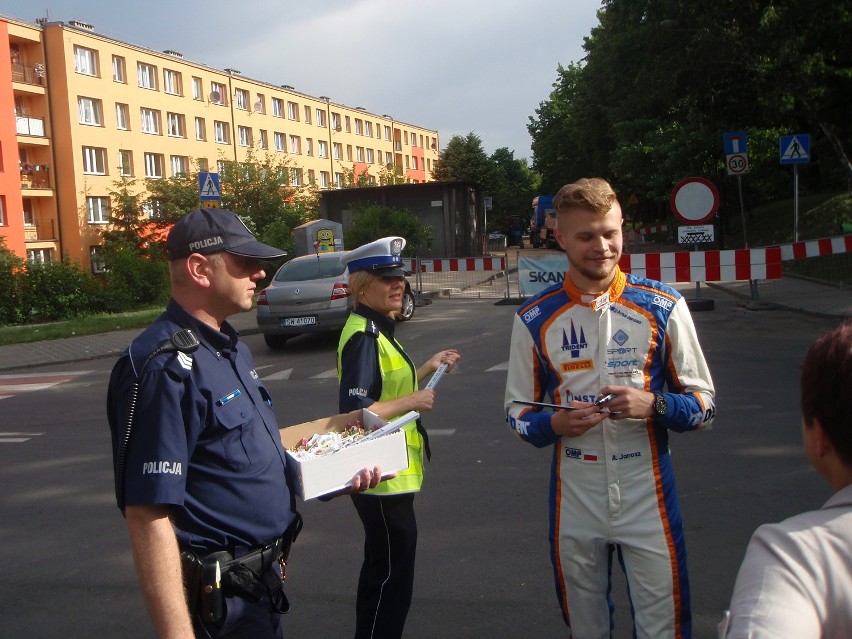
[201,559,224,623]
[180,552,202,616]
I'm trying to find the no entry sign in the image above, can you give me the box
[670,177,719,225]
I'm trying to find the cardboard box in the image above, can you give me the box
[280,408,414,500]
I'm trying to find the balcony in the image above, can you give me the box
[20,164,50,189]
[16,116,45,137]
[11,62,45,86]
[23,220,56,242]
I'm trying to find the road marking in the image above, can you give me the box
[0,432,44,444]
[428,429,456,436]
[0,371,93,400]
[264,368,293,381]
[312,368,339,379]
[487,361,509,371]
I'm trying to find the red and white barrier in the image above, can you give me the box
[403,257,506,273]
[619,234,852,283]
[637,224,669,235]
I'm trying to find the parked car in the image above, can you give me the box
[256,251,416,349]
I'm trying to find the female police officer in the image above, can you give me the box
[337,237,460,639]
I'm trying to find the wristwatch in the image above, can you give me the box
[652,392,668,417]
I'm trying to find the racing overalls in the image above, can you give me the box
[504,267,715,639]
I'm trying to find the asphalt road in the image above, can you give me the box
[0,296,840,638]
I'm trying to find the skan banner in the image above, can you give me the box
[519,254,569,297]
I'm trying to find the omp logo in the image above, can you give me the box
[566,447,598,462]
[188,236,224,251]
[561,360,594,372]
[510,416,530,436]
[561,320,588,358]
[522,306,541,323]
[652,295,674,311]
[613,329,629,346]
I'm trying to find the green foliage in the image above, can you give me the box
[18,259,107,322]
[344,203,433,255]
[0,237,25,324]
[433,133,495,188]
[100,243,169,313]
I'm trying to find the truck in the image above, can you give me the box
[529,195,558,248]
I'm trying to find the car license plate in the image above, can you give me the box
[281,316,317,327]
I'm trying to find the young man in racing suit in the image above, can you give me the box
[504,178,715,639]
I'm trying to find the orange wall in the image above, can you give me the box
[0,21,26,258]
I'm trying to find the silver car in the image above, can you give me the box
[256,251,415,349]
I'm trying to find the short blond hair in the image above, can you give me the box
[554,178,618,215]
[347,269,403,319]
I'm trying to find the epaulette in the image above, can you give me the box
[365,319,380,338]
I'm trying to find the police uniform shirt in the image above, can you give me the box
[107,299,296,551]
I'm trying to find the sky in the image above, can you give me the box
[3,0,602,162]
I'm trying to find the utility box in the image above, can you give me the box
[293,220,344,257]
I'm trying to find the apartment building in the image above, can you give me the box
[1,15,440,270]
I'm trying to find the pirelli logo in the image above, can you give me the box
[561,360,594,372]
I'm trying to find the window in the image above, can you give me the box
[171,155,189,177]
[289,135,301,154]
[23,200,34,226]
[290,168,303,187]
[144,153,165,178]
[346,145,352,161]
[258,129,268,149]
[331,112,341,131]
[112,55,126,83]
[318,140,328,158]
[287,101,298,121]
[115,103,129,130]
[384,125,391,141]
[366,148,374,164]
[332,143,342,160]
[216,160,226,174]
[137,62,157,89]
[334,172,344,188]
[167,112,185,137]
[74,46,98,76]
[385,151,392,165]
[307,169,315,184]
[412,156,418,170]
[192,76,203,100]
[316,108,326,127]
[0,196,4,225]
[355,119,363,135]
[86,196,110,223]
[141,108,161,134]
[272,98,283,117]
[344,116,351,132]
[195,117,206,141]
[320,171,329,188]
[238,125,252,147]
[118,150,133,176]
[210,82,226,105]
[305,138,313,156]
[365,121,373,138]
[214,121,230,144]
[255,94,265,114]
[28,248,53,264]
[274,132,285,152]
[90,246,105,273]
[356,146,364,162]
[78,97,102,126]
[163,69,182,95]
[303,106,312,125]
[198,158,209,172]
[82,146,107,174]
[234,88,249,110]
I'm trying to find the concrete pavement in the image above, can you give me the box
[0,275,850,372]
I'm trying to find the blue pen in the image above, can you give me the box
[216,389,241,406]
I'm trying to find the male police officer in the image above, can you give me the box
[107,208,382,638]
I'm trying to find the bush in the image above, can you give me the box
[18,259,108,322]
[102,247,170,312]
[344,203,433,255]
[0,238,25,324]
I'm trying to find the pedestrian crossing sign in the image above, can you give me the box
[779,134,810,164]
[198,172,221,200]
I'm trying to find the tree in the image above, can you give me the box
[432,133,495,190]
[489,147,538,231]
[344,203,433,256]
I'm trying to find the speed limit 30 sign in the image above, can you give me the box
[726,153,749,175]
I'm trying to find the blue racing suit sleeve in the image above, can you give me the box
[504,313,561,448]
[338,331,381,413]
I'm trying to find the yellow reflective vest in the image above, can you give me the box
[337,313,424,494]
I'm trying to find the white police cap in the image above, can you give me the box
[340,236,407,276]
